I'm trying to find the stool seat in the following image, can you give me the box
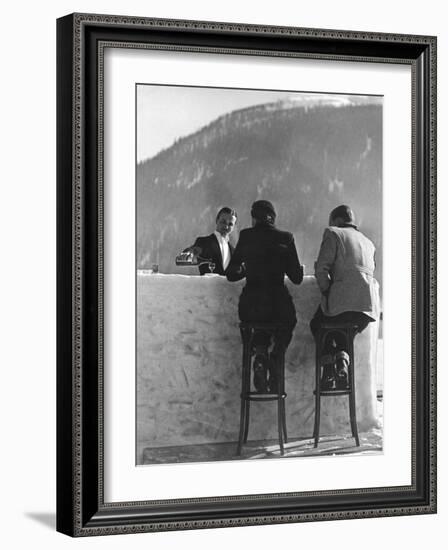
[313,322,360,448]
[319,322,360,329]
[237,321,289,456]
[239,321,290,328]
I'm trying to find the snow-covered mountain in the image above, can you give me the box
[137,99,382,282]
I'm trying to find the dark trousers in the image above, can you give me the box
[238,285,297,355]
[310,306,373,355]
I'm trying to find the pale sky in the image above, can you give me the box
[136,85,294,163]
[136,84,381,163]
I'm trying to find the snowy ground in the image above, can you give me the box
[142,405,383,464]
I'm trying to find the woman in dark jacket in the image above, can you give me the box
[227,200,303,392]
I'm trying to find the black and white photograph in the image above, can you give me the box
[136,84,383,465]
[0,0,442,544]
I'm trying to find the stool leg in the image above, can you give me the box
[348,333,360,446]
[313,390,321,448]
[277,398,284,455]
[349,388,360,446]
[279,352,287,443]
[237,330,251,456]
[237,401,246,456]
[243,334,253,444]
[237,398,247,456]
[243,400,250,443]
[313,332,323,448]
[281,399,288,443]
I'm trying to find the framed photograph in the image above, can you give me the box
[57,13,436,536]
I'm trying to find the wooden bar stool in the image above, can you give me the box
[313,322,360,448]
[237,322,288,456]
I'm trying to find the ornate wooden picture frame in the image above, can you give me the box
[57,13,436,536]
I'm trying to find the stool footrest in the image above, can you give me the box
[314,389,351,396]
[242,392,286,401]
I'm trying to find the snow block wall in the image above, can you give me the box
[137,274,380,461]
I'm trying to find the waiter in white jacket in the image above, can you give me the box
[310,204,380,390]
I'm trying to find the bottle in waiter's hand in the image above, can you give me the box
[175,251,198,266]
[175,245,203,266]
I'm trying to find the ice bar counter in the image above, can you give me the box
[137,273,380,461]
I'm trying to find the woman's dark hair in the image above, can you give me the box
[251,200,276,225]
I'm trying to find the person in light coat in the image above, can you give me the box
[310,204,380,390]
